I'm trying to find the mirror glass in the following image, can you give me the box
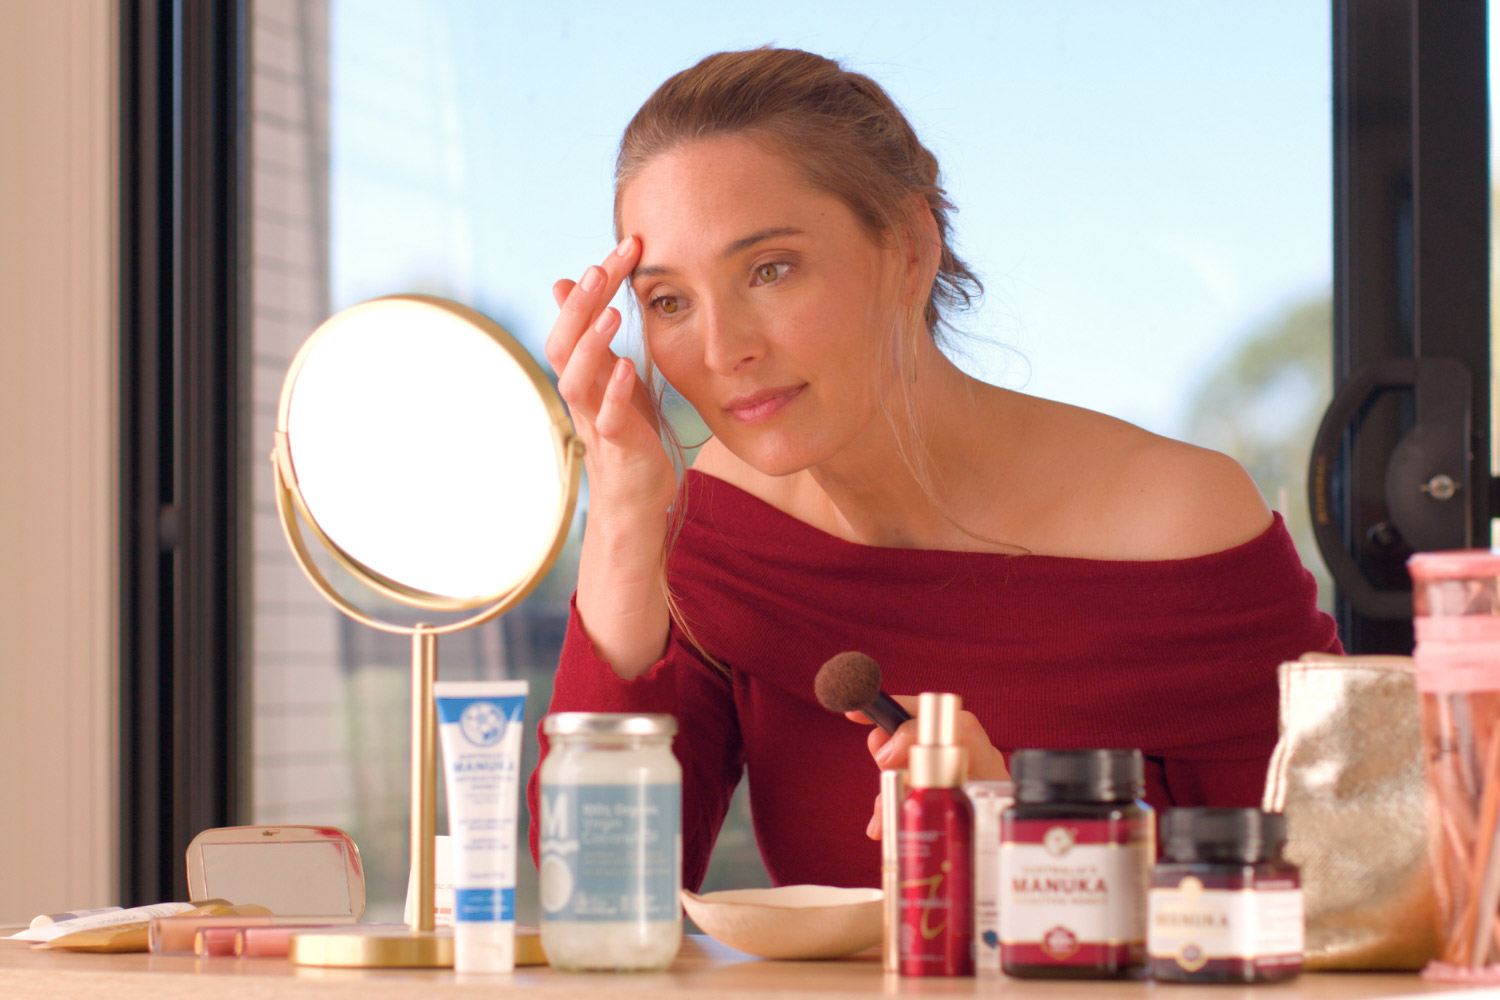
[201,843,354,914]
[187,826,365,919]
[282,297,568,603]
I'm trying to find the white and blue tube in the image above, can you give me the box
[434,679,528,972]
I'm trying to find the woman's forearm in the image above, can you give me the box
[574,510,671,680]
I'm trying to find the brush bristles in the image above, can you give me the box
[814,651,883,714]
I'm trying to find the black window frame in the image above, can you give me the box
[1329,0,1491,652]
[119,0,245,905]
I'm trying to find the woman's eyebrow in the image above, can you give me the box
[721,226,805,258]
[631,226,807,281]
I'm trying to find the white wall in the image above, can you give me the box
[0,0,119,923]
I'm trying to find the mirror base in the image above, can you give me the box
[288,926,453,968]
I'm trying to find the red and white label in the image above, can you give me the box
[1148,877,1304,969]
[999,822,1150,958]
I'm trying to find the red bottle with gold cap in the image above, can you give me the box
[898,692,974,977]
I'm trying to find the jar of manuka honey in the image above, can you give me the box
[999,749,1154,979]
[1149,808,1302,983]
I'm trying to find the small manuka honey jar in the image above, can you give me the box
[1149,808,1303,984]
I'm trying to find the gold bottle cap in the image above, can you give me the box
[908,692,967,789]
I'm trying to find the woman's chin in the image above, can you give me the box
[718,436,822,481]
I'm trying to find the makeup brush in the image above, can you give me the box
[814,651,913,735]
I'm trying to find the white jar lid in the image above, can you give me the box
[543,712,677,737]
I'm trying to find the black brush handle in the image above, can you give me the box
[864,691,913,735]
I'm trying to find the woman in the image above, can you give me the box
[526,47,1339,891]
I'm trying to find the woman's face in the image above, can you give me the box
[618,136,906,478]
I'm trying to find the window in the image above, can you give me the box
[241,0,1335,921]
[122,0,1490,919]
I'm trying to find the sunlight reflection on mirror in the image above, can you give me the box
[285,298,560,601]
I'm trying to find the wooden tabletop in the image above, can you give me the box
[2,933,1496,1000]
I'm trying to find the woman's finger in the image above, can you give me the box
[594,356,646,442]
[561,241,638,352]
[597,235,640,305]
[871,719,917,770]
[548,264,609,372]
[962,713,1011,782]
[552,278,574,309]
[863,695,1008,783]
[867,791,882,840]
[543,237,641,375]
[556,307,621,417]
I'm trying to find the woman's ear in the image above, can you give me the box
[898,193,942,307]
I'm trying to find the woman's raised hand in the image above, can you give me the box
[546,236,675,678]
[847,694,1011,840]
[545,237,676,517]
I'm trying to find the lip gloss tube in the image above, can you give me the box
[881,767,906,974]
[238,925,335,958]
[148,910,275,953]
[195,927,240,957]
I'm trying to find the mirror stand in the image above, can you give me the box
[278,625,446,968]
[267,296,583,968]
[409,630,439,937]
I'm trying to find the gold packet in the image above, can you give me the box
[1262,653,1439,970]
[45,901,251,953]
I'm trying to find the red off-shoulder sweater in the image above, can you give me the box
[528,471,1341,891]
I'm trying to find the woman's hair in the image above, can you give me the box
[614,46,982,341]
[612,49,992,674]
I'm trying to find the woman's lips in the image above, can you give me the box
[725,384,806,424]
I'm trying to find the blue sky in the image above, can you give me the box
[331,0,1332,440]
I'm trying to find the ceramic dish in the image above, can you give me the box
[680,885,883,960]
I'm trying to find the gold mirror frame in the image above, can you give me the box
[270,295,583,967]
[273,294,583,622]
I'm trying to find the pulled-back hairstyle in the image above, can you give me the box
[614,50,998,674]
[614,47,982,341]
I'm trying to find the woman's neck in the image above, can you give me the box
[802,340,1018,551]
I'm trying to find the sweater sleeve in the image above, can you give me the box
[526,595,744,892]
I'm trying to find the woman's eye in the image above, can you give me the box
[753,262,787,285]
[650,295,680,316]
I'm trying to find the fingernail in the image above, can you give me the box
[594,308,616,333]
[875,742,894,765]
[613,359,631,382]
[580,266,603,292]
[615,236,634,257]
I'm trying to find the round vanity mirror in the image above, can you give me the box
[273,294,581,623]
[270,295,583,967]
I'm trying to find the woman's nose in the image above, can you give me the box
[701,299,762,374]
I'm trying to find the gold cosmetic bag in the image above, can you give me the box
[1262,652,1440,970]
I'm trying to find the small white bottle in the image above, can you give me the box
[538,713,682,971]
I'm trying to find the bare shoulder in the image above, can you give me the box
[1108,432,1271,558]
[1015,400,1272,560]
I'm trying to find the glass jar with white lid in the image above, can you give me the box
[538,712,682,971]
